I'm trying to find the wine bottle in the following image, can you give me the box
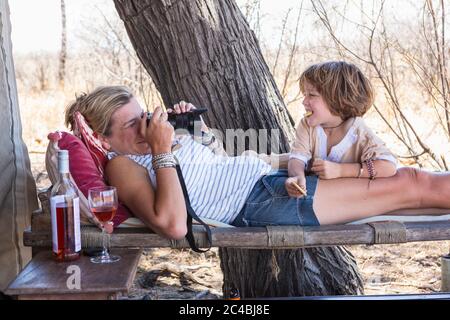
[50,150,81,261]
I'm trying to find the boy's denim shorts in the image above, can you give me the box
[232,170,320,227]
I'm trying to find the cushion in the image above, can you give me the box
[45,131,132,228]
[348,208,450,225]
[118,216,235,228]
[73,111,108,175]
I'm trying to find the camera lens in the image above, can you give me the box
[146,108,207,135]
[145,112,152,126]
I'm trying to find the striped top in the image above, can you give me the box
[108,135,272,224]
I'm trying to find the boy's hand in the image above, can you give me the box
[311,158,341,179]
[285,175,307,198]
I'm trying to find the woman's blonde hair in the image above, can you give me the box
[299,61,374,119]
[65,86,133,136]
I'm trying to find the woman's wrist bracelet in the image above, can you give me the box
[152,152,173,160]
[152,152,177,170]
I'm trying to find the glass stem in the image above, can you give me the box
[102,225,110,259]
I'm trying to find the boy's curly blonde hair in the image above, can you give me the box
[299,61,374,120]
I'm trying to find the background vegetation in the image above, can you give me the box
[16,0,450,171]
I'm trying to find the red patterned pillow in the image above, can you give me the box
[73,111,108,176]
[45,131,131,227]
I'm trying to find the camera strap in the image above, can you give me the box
[175,164,212,253]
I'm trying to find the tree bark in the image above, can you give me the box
[220,247,363,297]
[58,0,67,88]
[114,0,295,153]
[114,0,363,298]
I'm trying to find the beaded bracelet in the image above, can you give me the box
[152,152,173,161]
[364,158,376,180]
[152,152,177,170]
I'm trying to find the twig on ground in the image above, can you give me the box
[145,262,215,288]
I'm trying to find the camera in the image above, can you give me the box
[145,108,207,135]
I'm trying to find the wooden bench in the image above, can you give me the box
[27,189,450,250]
[25,208,450,250]
[5,248,142,300]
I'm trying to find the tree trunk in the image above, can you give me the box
[0,0,39,291]
[58,0,67,88]
[220,247,363,297]
[114,0,295,154]
[114,0,364,298]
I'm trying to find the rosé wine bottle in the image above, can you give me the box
[50,150,81,261]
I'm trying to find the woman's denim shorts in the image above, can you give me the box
[232,170,320,227]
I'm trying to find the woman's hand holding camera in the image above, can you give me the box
[168,100,209,132]
[142,106,174,154]
[169,101,194,114]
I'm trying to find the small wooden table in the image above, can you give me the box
[6,248,142,300]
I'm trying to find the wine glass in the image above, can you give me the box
[88,186,120,263]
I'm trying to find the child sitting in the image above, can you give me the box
[286,61,397,197]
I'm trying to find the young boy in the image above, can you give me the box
[286,61,397,197]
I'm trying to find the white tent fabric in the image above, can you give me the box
[0,0,38,291]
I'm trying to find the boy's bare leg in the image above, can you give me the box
[313,167,450,225]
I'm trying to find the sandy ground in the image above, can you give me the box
[127,241,450,300]
[29,152,450,299]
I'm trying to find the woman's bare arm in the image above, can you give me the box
[106,156,187,239]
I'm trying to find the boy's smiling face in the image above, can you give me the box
[301,81,342,128]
